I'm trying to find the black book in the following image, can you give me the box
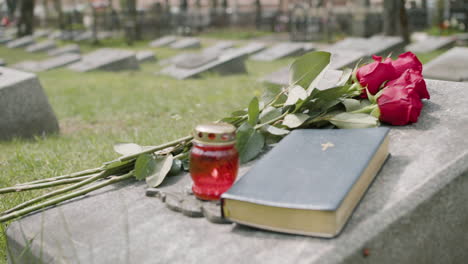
[221,128,390,237]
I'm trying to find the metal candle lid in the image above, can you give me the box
[193,122,236,145]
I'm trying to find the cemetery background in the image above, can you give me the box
[0,0,467,262]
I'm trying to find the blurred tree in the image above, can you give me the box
[5,0,17,17]
[121,0,139,44]
[255,0,262,29]
[17,0,35,37]
[52,0,65,30]
[383,0,410,44]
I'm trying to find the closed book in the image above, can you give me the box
[221,127,390,237]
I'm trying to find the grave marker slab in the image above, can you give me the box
[235,42,267,56]
[47,44,81,57]
[160,49,247,79]
[405,36,455,53]
[0,67,59,140]
[149,35,178,47]
[423,47,468,82]
[74,31,93,42]
[0,59,5,66]
[251,42,313,61]
[33,29,51,39]
[136,50,157,63]
[6,36,35,49]
[6,80,468,263]
[12,54,81,72]
[68,49,139,72]
[330,36,405,57]
[170,38,201,49]
[202,41,235,54]
[0,35,13,45]
[159,42,234,66]
[262,68,343,89]
[25,40,57,53]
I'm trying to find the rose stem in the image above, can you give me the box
[0,175,95,194]
[0,171,134,223]
[15,167,104,186]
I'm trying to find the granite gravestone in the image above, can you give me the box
[136,50,157,63]
[235,42,267,56]
[251,43,313,61]
[68,49,139,72]
[159,49,248,79]
[47,44,81,57]
[0,59,5,66]
[405,36,455,53]
[12,54,81,72]
[423,47,468,82]
[7,36,35,49]
[0,35,13,45]
[33,29,51,39]
[202,41,235,54]
[74,31,93,42]
[149,36,178,48]
[159,42,235,66]
[329,36,405,57]
[0,67,59,140]
[169,38,201,49]
[6,80,468,264]
[26,40,57,53]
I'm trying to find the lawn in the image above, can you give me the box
[0,35,446,262]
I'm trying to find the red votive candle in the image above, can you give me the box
[190,123,239,200]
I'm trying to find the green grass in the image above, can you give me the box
[0,39,288,263]
[0,37,450,262]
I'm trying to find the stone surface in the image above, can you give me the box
[0,59,5,66]
[202,41,235,55]
[423,47,468,82]
[236,42,267,56]
[159,42,233,66]
[250,42,312,61]
[329,36,405,57]
[149,35,177,47]
[47,44,81,57]
[6,36,35,49]
[159,49,248,79]
[7,80,468,263]
[262,67,344,89]
[169,38,201,49]
[25,40,57,53]
[68,48,139,72]
[74,31,93,41]
[12,54,81,72]
[33,29,51,39]
[405,36,455,53]
[136,50,157,63]
[0,35,13,45]
[0,67,59,141]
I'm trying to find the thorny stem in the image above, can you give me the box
[0,171,134,223]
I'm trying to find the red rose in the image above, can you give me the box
[386,69,430,99]
[391,52,423,76]
[357,55,397,96]
[377,85,423,126]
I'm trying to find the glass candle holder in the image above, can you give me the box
[190,123,239,200]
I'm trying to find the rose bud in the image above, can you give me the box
[392,52,423,76]
[357,55,397,96]
[377,85,423,126]
[386,69,430,99]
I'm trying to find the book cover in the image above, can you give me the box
[221,127,390,237]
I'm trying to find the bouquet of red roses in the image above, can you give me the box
[353,52,430,126]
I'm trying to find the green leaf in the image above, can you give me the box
[261,85,282,105]
[370,107,381,118]
[169,159,182,176]
[282,113,310,128]
[113,143,143,156]
[284,85,307,106]
[248,97,260,127]
[134,154,156,181]
[336,68,353,87]
[236,123,265,163]
[259,106,282,124]
[220,116,243,124]
[231,110,247,117]
[262,125,290,136]
[341,99,362,112]
[289,51,331,89]
[329,113,379,129]
[103,159,131,170]
[145,154,174,187]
